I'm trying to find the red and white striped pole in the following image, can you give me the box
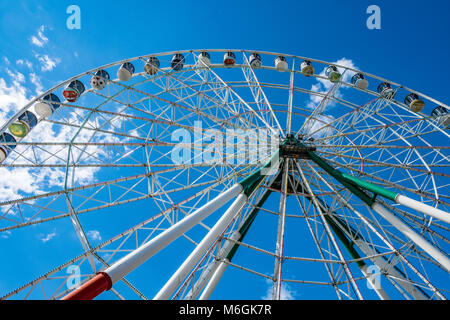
[62,272,112,300]
[62,184,242,300]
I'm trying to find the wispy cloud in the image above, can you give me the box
[87,230,102,241]
[29,73,43,95]
[30,25,49,48]
[16,59,33,70]
[1,231,11,239]
[6,69,25,84]
[34,54,61,72]
[261,279,297,300]
[40,232,57,243]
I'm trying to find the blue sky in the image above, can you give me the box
[0,0,449,300]
[2,0,450,101]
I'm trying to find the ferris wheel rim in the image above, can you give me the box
[2,48,449,136]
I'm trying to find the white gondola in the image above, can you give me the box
[274,56,288,72]
[325,65,341,83]
[249,53,262,68]
[63,80,85,102]
[35,93,61,118]
[351,73,369,90]
[9,111,38,138]
[300,60,314,76]
[431,106,450,127]
[117,62,135,82]
[145,57,160,75]
[198,51,211,67]
[0,132,16,163]
[377,82,395,99]
[404,93,425,113]
[90,70,110,90]
[171,54,185,71]
[223,51,236,67]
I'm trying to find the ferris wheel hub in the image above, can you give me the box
[280,134,316,159]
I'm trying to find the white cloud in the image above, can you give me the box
[0,67,128,218]
[30,73,44,95]
[301,58,358,138]
[30,25,49,48]
[261,279,296,300]
[306,58,358,110]
[40,232,57,243]
[0,110,108,209]
[3,57,10,65]
[87,230,102,241]
[37,26,48,43]
[35,54,61,72]
[0,77,28,125]
[0,168,44,203]
[6,69,25,84]
[16,59,33,70]
[1,230,11,239]
[30,36,45,47]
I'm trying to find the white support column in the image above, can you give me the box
[154,193,248,300]
[355,239,427,300]
[199,258,229,300]
[395,195,450,225]
[371,202,450,272]
[105,183,243,285]
[359,264,390,300]
[185,230,241,300]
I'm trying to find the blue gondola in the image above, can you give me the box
[325,66,341,83]
[90,70,110,90]
[198,51,211,67]
[431,106,450,127]
[35,93,61,118]
[300,60,314,76]
[224,51,236,67]
[404,93,425,112]
[249,53,262,68]
[145,57,160,75]
[0,132,17,163]
[118,62,135,81]
[171,54,185,71]
[9,111,38,138]
[351,73,369,90]
[275,56,288,72]
[377,82,395,99]
[63,80,85,102]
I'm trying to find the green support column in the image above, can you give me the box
[226,187,273,261]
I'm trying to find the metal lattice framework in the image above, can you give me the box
[0,49,449,300]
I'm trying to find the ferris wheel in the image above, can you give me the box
[0,49,449,300]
